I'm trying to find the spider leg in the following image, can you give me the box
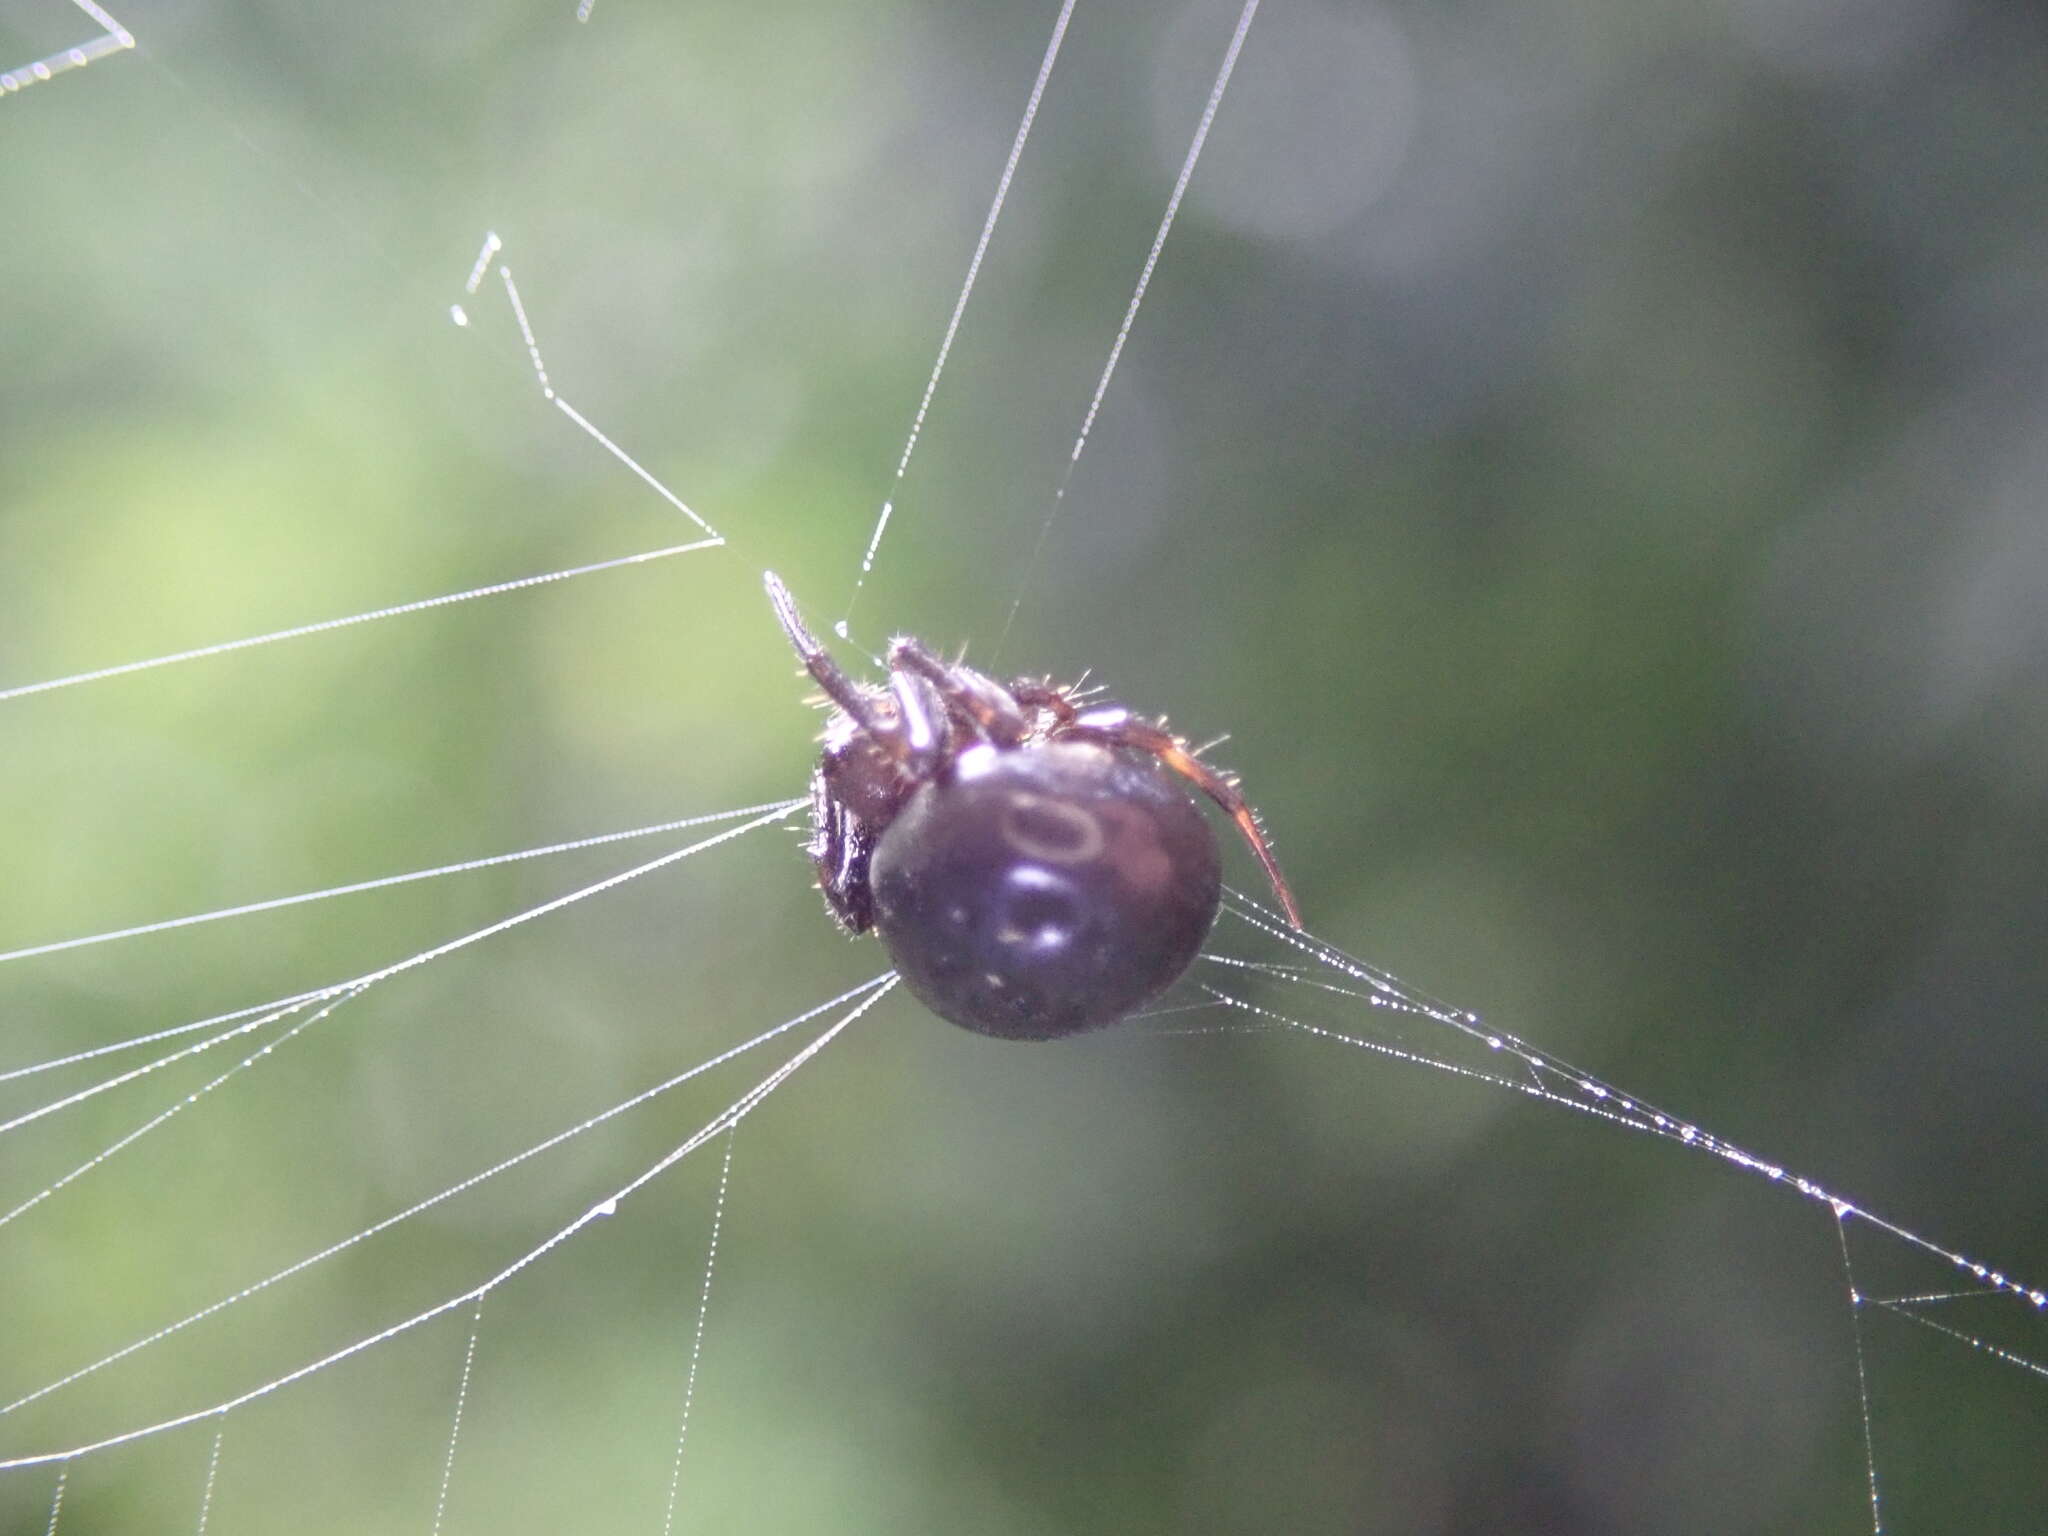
[1062,708,1304,929]
[1007,678,1078,727]
[765,571,895,742]
[888,666,948,776]
[888,636,1032,744]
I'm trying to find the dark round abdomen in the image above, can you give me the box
[870,741,1222,1040]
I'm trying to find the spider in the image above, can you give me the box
[766,573,1303,1040]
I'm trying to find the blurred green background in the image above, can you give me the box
[3,0,2046,1531]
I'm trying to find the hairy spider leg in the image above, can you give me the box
[887,666,948,775]
[764,571,897,743]
[1006,679,1080,727]
[1064,708,1305,929]
[887,637,1032,745]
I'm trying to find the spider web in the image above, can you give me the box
[3,2,2046,1532]
[0,0,132,97]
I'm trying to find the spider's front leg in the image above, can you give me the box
[887,637,1031,746]
[1061,708,1305,929]
[766,572,898,743]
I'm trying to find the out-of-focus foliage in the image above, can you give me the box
[2,1,2044,1531]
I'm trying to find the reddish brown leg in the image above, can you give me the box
[1007,679,1078,727]
[1062,711,1304,929]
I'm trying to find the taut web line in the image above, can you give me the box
[996,0,1262,661]
[0,1,133,97]
[0,802,803,1233]
[1204,891,2047,1532]
[836,0,1081,639]
[1,975,889,1427]
[0,799,800,968]
[451,232,720,541]
[1217,888,2048,1318]
[0,541,720,705]
[0,978,887,1469]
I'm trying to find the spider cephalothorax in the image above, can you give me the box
[767,572,1301,1040]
